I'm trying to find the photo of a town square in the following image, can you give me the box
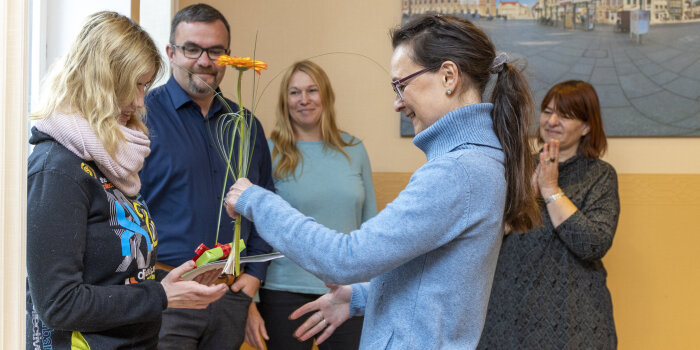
[401,0,700,136]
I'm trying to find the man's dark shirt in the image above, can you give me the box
[140,76,274,280]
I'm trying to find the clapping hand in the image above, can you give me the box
[534,139,561,198]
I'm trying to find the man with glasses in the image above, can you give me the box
[139,4,274,349]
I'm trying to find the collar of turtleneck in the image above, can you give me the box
[412,103,502,161]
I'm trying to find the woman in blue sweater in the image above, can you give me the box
[226,15,540,349]
[245,60,376,349]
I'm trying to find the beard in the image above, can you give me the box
[186,69,219,95]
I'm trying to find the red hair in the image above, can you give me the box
[540,80,607,159]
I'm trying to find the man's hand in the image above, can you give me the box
[244,302,269,349]
[290,284,352,345]
[229,272,261,298]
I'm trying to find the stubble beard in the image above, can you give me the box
[187,73,216,95]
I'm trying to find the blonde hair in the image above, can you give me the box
[33,11,163,156]
[270,60,358,180]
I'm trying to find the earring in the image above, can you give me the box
[446,89,452,95]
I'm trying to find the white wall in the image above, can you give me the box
[140,0,176,87]
[31,0,175,109]
[44,0,132,70]
[30,0,132,114]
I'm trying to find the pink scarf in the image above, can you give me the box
[35,113,150,197]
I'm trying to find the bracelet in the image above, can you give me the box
[545,191,565,204]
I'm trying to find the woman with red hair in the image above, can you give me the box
[479,80,620,350]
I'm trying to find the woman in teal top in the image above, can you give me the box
[245,60,376,350]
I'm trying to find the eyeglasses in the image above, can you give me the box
[171,44,230,60]
[391,67,433,101]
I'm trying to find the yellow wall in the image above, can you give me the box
[372,173,700,350]
[608,174,700,349]
[180,1,700,349]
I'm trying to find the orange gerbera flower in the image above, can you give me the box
[216,55,268,75]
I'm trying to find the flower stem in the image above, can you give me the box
[232,69,245,276]
[233,219,241,276]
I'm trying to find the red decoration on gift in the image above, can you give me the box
[219,243,231,258]
[192,243,209,262]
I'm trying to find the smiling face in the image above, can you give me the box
[390,44,448,135]
[118,68,155,126]
[539,99,590,157]
[167,20,228,99]
[287,71,323,140]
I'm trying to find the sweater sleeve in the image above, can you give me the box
[27,170,167,332]
[554,164,620,261]
[235,157,477,284]
[350,282,370,316]
[357,142,378,222]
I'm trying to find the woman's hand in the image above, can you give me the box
[290,284,352,345]
[536,139,562,198]
[224,178,254,219]
[161,261,228,309]
[536,139,579,227]
[191,267,223,286]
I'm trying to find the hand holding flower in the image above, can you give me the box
[225,178,254,219]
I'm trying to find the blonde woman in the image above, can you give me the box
[26,12,226,349]
[245,60,376,350]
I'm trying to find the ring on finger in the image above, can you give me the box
[549,157,555,162]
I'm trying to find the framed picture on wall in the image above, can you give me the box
[399,0,700,137]
[400,111,415,137]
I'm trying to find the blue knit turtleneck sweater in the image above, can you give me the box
[237,103,507,350]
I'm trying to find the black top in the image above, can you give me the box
[26,129,167,350]
[478,154,620,350]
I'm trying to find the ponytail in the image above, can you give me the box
[392,14,541,232]
[490,62,541,232]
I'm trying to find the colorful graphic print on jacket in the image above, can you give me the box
[28,162,160,350]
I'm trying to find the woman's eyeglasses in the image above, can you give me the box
[391,67,433,101]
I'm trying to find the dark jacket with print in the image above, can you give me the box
[26,128,167,350]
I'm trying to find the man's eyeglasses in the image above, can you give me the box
[391,67,433,101]
[171,44,230,60]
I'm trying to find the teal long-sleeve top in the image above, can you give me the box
[263,133,377,294]
[236,104,506,350]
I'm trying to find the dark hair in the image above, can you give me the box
[539,80,607,159]
[170,3,230,46]
[391,14,540,232]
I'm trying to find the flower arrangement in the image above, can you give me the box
[186,50,385,277]
[204,54,268,276]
